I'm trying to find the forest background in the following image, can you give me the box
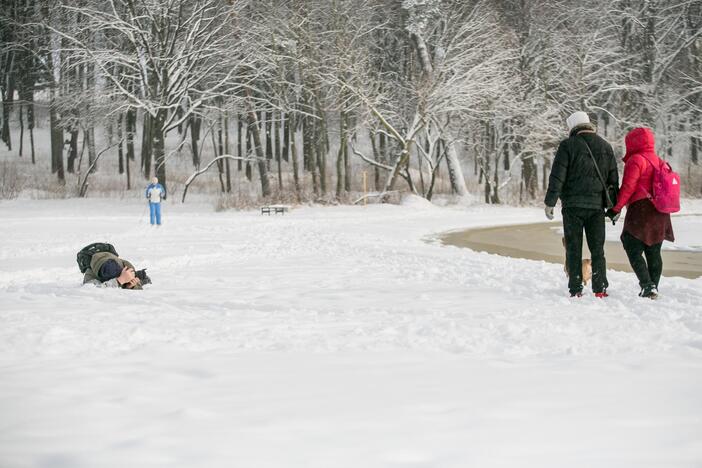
[1,0,701,207]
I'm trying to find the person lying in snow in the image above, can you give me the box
[78,243,151,289]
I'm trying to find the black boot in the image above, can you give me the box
[639,285,659,300]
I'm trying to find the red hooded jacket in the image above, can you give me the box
[614,127,674,246]
[613,127,659,213]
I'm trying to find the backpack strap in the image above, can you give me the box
[637,151,662,169]
[579,135,613,208]
[633,152,660,201]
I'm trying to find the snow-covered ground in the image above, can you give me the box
[1,197,702,468]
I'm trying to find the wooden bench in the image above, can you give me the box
[260,205,290,215]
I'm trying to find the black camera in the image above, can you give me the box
[135,268,152,285]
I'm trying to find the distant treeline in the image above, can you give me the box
[1,0,701,202]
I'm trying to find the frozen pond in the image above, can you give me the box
[440,216,702,280]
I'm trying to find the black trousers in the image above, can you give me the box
[621,231,663,290]
[562,207,608,294]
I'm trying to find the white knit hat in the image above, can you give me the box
[566,111,590,131]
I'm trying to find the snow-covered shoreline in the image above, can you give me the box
[1,198,701,467]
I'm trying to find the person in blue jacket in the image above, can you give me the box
[145,177,166,225]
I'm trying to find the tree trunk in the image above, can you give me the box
[176,104,184,135]
[153,110,167,192]
[369,130,380,190]
[484,153,491,204]
[265,111,273,169]
[291,115,300,199]
[224,113,231,193]
[336,110,345,197]
[343,112,350,192]
[237,115,243,171]
[418,137,427,196]
[124,140,132,190]
[303,116,312,171]
[45,38,64,181]
[444,140,468,196]
[245,118,252,181]
[117,113,124,174]
[378,132,386,190]
[474,141,479,176]
[492,152,500,204]
[691,117,700,165]
[126,108,136,162]
[67,129,78,173]
[310,118,319,196]
[426,140,442,201]
[18,104,24,157]
[274,111,281,163]
[274,112,282,190]
[282,112,290,162]
[1,54,14,151]
[383,144,410,195]
[521,153,538,200]
[86,127,96,173]
[25,89,35,164]
[141,113,152,178]
[49,102,64,182]
[246,105,271,197]
[316,114,327,195]
[212,125,225,193]
[276,141,283,191]
[190,114,201,167]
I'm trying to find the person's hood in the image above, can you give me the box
[90,251,120,274]
[568,123,596,138]
[624,127,655,162]
[90,252,134,278]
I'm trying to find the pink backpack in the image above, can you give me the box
[642,154,681,214]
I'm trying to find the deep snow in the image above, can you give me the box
[1,197,701,468]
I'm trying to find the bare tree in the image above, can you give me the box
[50,0,255,192]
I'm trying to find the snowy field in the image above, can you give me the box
[1,197,702,468]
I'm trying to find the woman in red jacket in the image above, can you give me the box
[607,127,674,300]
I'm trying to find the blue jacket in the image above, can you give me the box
[145,183,166,202]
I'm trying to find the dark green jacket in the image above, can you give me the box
[83,252,135,288]
[544,129,619,210]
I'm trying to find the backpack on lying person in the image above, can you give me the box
[641,154,681,214]
[76,242,119,273]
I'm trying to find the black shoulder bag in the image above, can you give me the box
[580,136,617,209]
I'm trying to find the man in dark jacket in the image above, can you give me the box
[544,111,619,297]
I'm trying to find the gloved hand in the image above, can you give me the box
[544,205,555,220]
[605,208,620,225]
